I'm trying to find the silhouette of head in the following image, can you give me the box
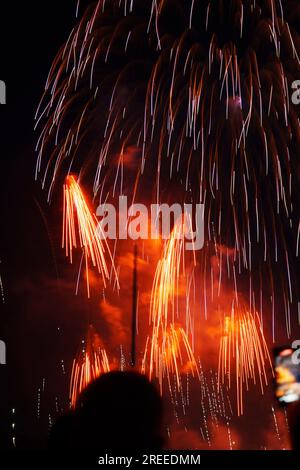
[50,371,164,450]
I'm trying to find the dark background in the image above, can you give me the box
[0,0,95,449]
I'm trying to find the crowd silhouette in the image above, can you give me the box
[50,370,300,451]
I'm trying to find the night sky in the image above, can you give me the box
[0,0,299,450]
[0,1,95,448]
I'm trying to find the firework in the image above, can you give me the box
[150,217,185,330]
[63,175,119,296]
[143,216,198,394]
[150,214,197,332]
[142,323,199,395]
[218,300,274,415]
[70,326,110,407]
[35,0,300,337]
[34,0,300,428]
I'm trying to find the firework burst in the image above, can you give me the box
[150,217,185,330]
[218,300,274,415]
[70,326,110,407]
[142,323,199,395]
[141,217,199,394]
[63,175,119,296]
[35,0,300,337]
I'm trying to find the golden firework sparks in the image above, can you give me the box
[142,323,200,395]
[70,326,110,407]
[218,301,274,415]
[62,175,119,296]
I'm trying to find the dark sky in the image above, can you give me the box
[0,0,95,449]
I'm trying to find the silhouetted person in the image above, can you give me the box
[49,371,164,450]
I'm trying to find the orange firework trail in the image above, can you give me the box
[150,215,196,330]
[142,324,199,395]
[63,175,119,296]
[143,218,199,393]
[218,301,274,416]
[150,218,184,329]
[70,327,110,408]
